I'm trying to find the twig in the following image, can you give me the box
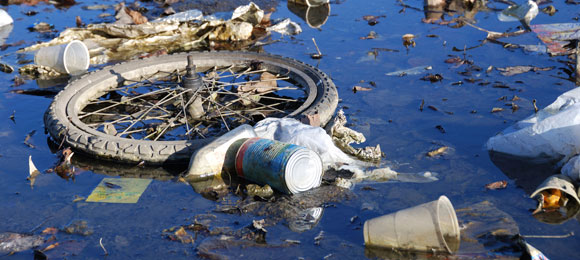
[460,19,527,40]
[312,38,322,56]
[99,238,108,255]
[522,232,574,239]
[29,217,52,233]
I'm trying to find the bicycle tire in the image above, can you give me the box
[44,51,338,164]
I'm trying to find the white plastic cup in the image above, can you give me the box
[34,40,89,75]
[364,195,460,253]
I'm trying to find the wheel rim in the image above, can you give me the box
[68,54,317,142]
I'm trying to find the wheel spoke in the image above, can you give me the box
[79,61,307,141]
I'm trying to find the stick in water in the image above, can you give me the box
[311,38,323,59]
[100,238,109,255]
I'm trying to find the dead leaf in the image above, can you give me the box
[362,15,385,25]
[420,74,443,83]
[491,107,504,113]
[427,146,448,157]
[238,72,278,93]
[496,66,554,76]
[0,63,13,73]
[75,16,83,27]
[360,31,378,40]
[435,125,446,133]
[28,156,41,188]
[126,7,148,25]
[41,227,58,235]
[72,195,85,203]
[428,105,438,111]
[402,34,415,41]
[28,22,54,33]
[352,86,372,93]
[485,180,508,190]
[42,242,59,252]
[169,227,194,244]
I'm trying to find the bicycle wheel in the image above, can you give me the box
[44,51,338,164]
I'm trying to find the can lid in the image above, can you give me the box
[284,148,323,194]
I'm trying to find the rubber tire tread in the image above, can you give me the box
[44,51,338,164]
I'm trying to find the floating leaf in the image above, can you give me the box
[420,73,443,83]
[42,227,59,235]
[238,72,278,94]
[42,242,60,252]
[496,66,553,76]
[360,31,377,40]
[435,125,446,133]
[0,63,13,73]
[427,146,448,157]
[491,107,504,113]
[485,180,508,190]
[24,130,36,148]
[28,156,41,188]
[352,86,372,93]
[168,227,194,244]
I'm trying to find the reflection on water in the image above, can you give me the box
[287,2,331,28]
[423,0,490,24]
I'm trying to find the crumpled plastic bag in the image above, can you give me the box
[254,118,438,183]
[254,117,357,168]
[486,87,580,166]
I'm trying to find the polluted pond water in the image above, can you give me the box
[0,0,580,259]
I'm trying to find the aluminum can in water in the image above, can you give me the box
[234,137,322,194]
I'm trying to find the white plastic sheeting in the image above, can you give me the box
[254,118,438,183]
[487,87,580,167]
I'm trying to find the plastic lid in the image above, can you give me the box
[284,148,322,194]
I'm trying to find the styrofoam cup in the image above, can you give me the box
[34,40,89,75]
[364,195,460,253]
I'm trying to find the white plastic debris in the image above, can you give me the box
[267,18,302,35]
[487,87,580,166]
[561,155,580,182]
[232,2,264,25]
[186,124,257,178]
[385,66,433,76]
[497,0,538,30]
[0,9,13,28]
[254,117,357,169]
[524,242,549,260]
[154,9,204,23]
[254,118,438,183]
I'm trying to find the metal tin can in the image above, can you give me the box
[234,137,322,194]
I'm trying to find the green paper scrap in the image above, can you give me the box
[86,178,152,203]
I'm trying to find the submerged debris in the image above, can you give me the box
[246,184,274,199]
[20,3,301,64]
[18,64,63,79]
